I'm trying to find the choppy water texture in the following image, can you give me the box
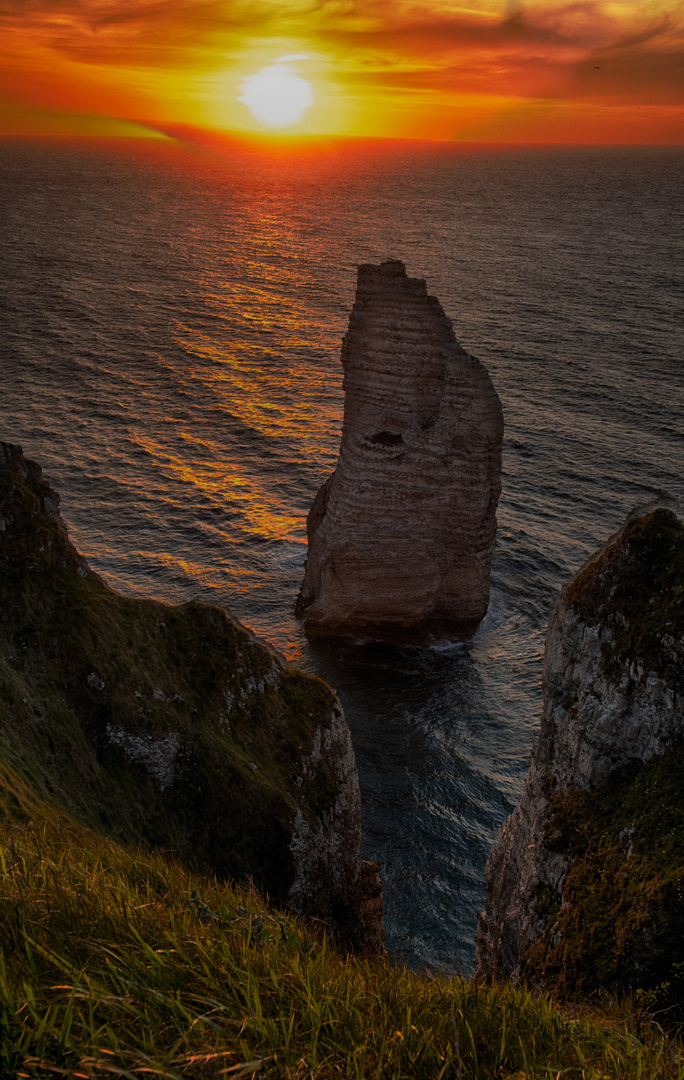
[2,137,683,971]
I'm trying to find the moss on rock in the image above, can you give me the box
[477,501,684,998]
[564,506,684,688]
[0,443,367,944]
[522,742,684,1014]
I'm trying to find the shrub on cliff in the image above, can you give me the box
[524,741,684,1018]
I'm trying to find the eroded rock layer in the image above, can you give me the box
[475,502,684,987]
[297,260,503,644]
[0,442,381,951]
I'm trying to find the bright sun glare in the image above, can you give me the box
[238,55,313,129]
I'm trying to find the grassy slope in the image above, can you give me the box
[1,772,682,1080]
[3,462,684,1075]
[0,447,342,907]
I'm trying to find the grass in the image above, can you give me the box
[0,444,349,915]
[1,771,683,1080]
[3,454,684,1075]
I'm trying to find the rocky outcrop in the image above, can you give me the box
[0,442,382,951]
[297,260,503,644]
[475,501,684,989]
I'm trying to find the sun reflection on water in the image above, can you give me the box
[131,431,307,545]
[4,137,683,974]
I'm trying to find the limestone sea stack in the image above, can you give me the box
[297,260,504,644]
[475,502,684,994]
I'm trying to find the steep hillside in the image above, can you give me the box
[476,502,684,1012]
[0,442,378,948]
[0,796,679,1078]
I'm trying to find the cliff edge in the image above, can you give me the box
[0,442,383,952]
[297,260,503,644]
[476,501,684,1003]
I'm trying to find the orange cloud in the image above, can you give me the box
[1,0,682,141]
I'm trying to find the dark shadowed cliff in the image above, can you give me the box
[476,501,684,1010]
[0,442,382,951]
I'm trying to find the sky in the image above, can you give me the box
[1,0,683,143]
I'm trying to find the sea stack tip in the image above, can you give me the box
[296,259,503,645]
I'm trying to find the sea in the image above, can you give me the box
[1,136,683,973]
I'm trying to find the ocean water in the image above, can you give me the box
[2,136,683,972]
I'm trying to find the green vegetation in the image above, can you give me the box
[1,769,683,1079]
[4,455,684,1075]
[564,507,684,686]
[0,444,342,908]
[520,505,684,1015]
[523,741,684,1019]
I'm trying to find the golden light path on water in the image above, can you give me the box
[128,260,343,640]
[4,138,682,972]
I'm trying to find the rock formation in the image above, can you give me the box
[297,260,503,644]
[0,442,383,952]
[475,501,684,993]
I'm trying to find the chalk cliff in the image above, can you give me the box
[476,502,684,996]
[297,260,503,644]
[0,443,382,952]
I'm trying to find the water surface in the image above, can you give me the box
[2,137,683,970]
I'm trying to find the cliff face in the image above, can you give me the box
[0,443,382,951]
[475,502,684,992]
[297,260,503,644]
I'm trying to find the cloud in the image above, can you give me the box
[309,0,684,106]
[568,46,684,104]
[1,0,682,136]
[520,2,622,47]
[559,3,684,104]
[0,0,628,68]
[0,0,270,70]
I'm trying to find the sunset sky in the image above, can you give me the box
[1,0,683,143]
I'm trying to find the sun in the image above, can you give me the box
[238,56,314,129]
